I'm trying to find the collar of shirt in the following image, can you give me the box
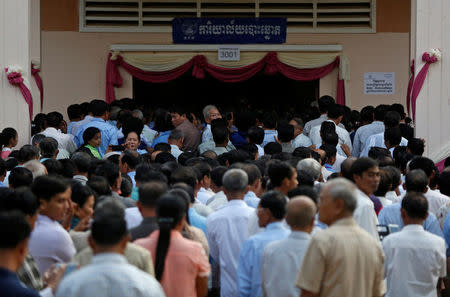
[265,221,285,231]
[331,216,357,227]
[37,214,55,224]
[245,191,258,198]
[91,253,128,266]
[43,127,60,134]
[226,199,247,207]
[402,224,424,232]
[90,118,105,123]
[356,188,371,200]
[289,230,311,240]
[319,114,327,119]
[264,130,277,135]
[73,175,88,182]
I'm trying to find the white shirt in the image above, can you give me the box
[261,231,311,297]
[196,187,214,204]
[352,121,385,157]
[202,124,213,143]
[28,215,76,274]
[303,114,328,136]
[385,191,400,203]
[42,127,77,154]
[425,188,450,217]
[125,207,143,230]
[309,120,352,157]
[353,189,380,241]
[206,191,228,211]
[256,144,264,158]
[382,225,446,297]
[247,209,264,236]
[360,131,408,157]
[55,253,165,297]
[332,153,346,173]
[169,144,183,161]
[292,133,312,148]
[376,195,393,207]
[206,200,254,297]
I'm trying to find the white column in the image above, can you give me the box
[413,0,450,162]
[0,0,38,147]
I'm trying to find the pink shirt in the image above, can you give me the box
[1,148,11,159]
[134,230,210,297]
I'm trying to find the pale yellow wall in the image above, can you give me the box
[41,31,409,117]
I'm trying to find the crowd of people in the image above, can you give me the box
[0,95,450,297]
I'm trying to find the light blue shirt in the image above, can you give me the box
[360,131,408,157]
[75,118,118,156]
[188,207,207,235]
[127,171,136,188]
[0,181,5,187]
[202,124,213,143]
[443,214,450,256]
[67,121,78,135]
[262,130,278,148]
[237,222,290,297]
[244,191,260,208]
[55,253,165,297]
[352,121,385,157]
[292,133,312,148]
[151,131,171,148]
[378,203,444,238]
[261,231,311,297]
[70,115,93,138]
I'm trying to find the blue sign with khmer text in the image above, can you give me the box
[172,18,287,44]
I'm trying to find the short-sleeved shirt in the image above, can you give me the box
[134,230,210,297]
[0,268,40,297]
[296,217,386,297]
[75,118,118,156]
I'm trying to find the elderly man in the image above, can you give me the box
[296,178,386,297]
[206,169,254,297]
[202,105,222,143]
[290,117,312,149]
[261,196,316,297]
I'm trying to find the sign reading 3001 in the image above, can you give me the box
[218,47,240,61]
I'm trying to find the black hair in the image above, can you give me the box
[135,163,168,184]
[408,157,435,178]
[320,143,337,161]
[39,137,58,158]
[139,181,168,207]
[210,166,227,187]
[262,111,278,129]
[0,128,17,147]
[5,157,18,171]
[67,104,82,121]
[91,199,127,245]
[259,190,287,219]
[401,192,428,219]
[374,104,390,121]
[248,126,264,145]
[89,100,108,117]
[45,112,64,128]
[405,169,428,192]
[31,113,46,136]
[264,142,282,155]
[120,175,133,197]
[0,211,31,249]
[8,167,33,189]
[292,147,312,159]
[393,146,413,174]
[191,161,212,181]
[80,102,90,116]
[212,125,229,145]
[42,159,63,176]
[160,161,180,182]
[154,152,176,164]
[287,185,318,204]
[59,159,75,179]
[0,188,39,217]
[374,169,392,196]
[171,183,195,203]
[268,160,293,188]
[153,108,174,132]
[384,111,401,128]
[360,106,375,123]
[322,132,339,147]
[407,138,425,156]
[351,157,378,177]
[31,175,70,202]
[368,147,391,160]
[71,182,94,208]
[439,171,450,196]
[327,104,343,120]
[31,134,46,147]
[18,145,40,163]
[234,111,256,133]
[0,159,6,177]
[177,152,197,166]
[154,194,187,281]
[277,124,294,142]
[121,150,141,170]
[154,143,171,153]
[94,161,120,188]
[169,105,187,117]
[384,127,402,147]
[390,104,406,120]
[71,152,92,173]
[239,163,262,185]
[170,166,197,189]
[382,166,402,189]
[318,95,335,114]
[122,118,144,138]
[82,127,101,145]
[86,176,112,198]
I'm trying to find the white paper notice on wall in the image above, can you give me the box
[218,46,240,61]
[364,72,395,95]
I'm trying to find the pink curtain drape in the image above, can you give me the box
[406,60,414,116]
[106,52,346,105]
[31,63,43,110]
[4,68,33,122]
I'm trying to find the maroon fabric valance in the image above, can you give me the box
[106,52,346,105]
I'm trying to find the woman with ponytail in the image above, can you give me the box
[134,194,210,297]
[0,128,18,159]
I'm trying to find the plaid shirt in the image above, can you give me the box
[17,253,43,291]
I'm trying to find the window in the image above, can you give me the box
[79,0,376,33]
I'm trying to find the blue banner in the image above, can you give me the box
[172,18,286,44]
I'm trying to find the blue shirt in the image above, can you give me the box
[237,222,290,297]
[261,130,278,148]
[352,121,385,157]
[0,181,5,187]
[75,118,118,156]
[67,121,78,135]
[442,214,450,256]
[188,207,207,235]
[0,268,40,297]
[230,131,248,148]
[151,131,171,148]
[127,171,136,188]
[244,191,260,208]
[378,203,444,238]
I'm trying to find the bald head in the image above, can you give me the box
[286,196,317,231]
